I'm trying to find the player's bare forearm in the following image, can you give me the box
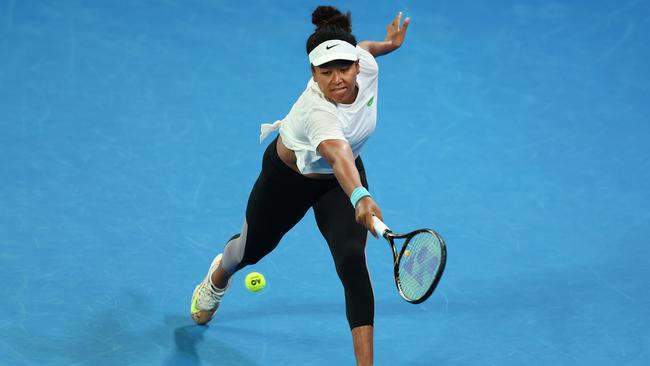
[358,40,399,57]
[359,12,410,57]
[317,139,362,196]
[318,139,382,236]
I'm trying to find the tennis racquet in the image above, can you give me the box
[372,216,447,304]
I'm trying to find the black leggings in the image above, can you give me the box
[221,137,373,329]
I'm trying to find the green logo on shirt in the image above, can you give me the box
[366,96,375,107]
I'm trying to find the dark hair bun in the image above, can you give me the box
[312,6,352,32]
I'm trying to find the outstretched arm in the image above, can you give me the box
[359,11,410,57]
[318,139,383,238]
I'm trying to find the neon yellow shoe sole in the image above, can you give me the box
[190,282,216,325]
[190,253,227,325]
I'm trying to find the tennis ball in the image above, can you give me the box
[245,272,266,292]
[404,250,411,257]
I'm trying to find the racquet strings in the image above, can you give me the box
[397,231,443,301]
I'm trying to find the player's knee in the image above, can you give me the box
[241,252,264,267]
[334,245,368,279]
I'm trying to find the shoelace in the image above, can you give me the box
[196,282,227,310]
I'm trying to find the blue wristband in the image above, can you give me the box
[350,187,371,208]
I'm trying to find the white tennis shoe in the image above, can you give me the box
[190,253,231,325]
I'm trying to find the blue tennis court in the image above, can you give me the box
[2,0,649,365]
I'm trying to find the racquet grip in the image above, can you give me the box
[372,216,390,236]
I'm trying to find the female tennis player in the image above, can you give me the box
[190,6,409,365]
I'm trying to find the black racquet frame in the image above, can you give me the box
[373,217,447,304]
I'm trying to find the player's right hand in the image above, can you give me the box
[355,197,383,238]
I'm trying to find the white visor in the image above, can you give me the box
[308,39,358,67]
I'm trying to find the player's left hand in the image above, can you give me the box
[385,12,410,50]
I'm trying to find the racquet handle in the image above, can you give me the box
[372,216,390,237]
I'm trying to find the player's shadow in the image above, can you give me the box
[163,316,257,366]
[163,324,206,365]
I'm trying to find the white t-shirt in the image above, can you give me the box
[260,46,379,174]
